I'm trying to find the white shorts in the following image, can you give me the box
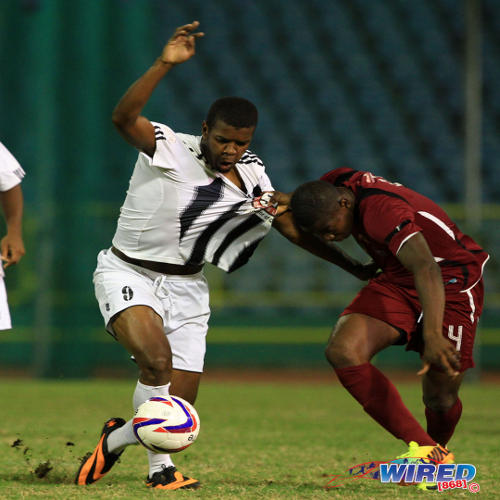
[0,277,12,330]
[93,249,210,372]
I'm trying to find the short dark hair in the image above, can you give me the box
[205,97,258,129]
[290,180,339,231]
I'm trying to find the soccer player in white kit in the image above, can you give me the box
[75,21,376,490]
[0,141,25,330]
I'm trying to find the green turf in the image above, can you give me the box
[3,325,500,345]
[0,377,498,499]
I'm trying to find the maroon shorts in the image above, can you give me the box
[341,276,484,372]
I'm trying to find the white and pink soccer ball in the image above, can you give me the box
[133,396,200,453]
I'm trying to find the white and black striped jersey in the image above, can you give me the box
[112,122,274,273]
[0,141,25,192]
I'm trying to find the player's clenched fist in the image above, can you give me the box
[160,21,204,66]
[268,191,292,217]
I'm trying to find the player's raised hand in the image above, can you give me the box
[160,21,204,65]
[418,334,461,378]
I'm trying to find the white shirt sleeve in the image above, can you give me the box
[259,169,274,192]
[143,122,186,172]
[0,142,25,192]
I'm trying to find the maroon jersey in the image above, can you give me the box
[320,168,489,290]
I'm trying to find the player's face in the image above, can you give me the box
[310,204,354,242]
[201,120,255,173]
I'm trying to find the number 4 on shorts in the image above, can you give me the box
[447,325,463,351]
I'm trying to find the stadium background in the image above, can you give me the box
[0,0,498,378]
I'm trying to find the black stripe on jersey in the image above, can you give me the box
[13,168,24,180]
[238,157,264,166]
[240,151,259,160]
[180,178,224,241]
[228,237,264,273]
[211,213,264,267]
[357,187,409,204]
[384,219,412,244]
[186,201,246,265]
[454,235,467,251]
[237,158,264,167]
[154,126,166,141]
[333,169,359,186]
[455,233,489,266]
[238,151,264,166]
[354,187,409,225]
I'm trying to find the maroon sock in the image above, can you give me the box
[335,363,436,446]
[425,398,462,447]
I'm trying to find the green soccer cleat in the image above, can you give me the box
[396,440,454,465]
[416,479,438,491]
[393,441,454,490]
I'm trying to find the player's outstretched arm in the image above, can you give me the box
[397,232,460,377]
[272,212,376,280]
[0,184,25,268]
[112,21,204,157]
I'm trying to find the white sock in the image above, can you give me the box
[132,380,170,409]
[148,449,175,475]
[106,419,137,454]
[115,380,175,475]
[134,381,176,476]
[107,380,172,455]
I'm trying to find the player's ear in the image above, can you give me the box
[201,121,209,139]
[338,197,351,209]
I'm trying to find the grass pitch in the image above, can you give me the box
[0,374,498,499]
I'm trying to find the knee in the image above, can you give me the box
[325,340,356,369]
[423,392,458,413]
[137,350,172,383]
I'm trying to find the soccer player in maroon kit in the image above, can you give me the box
[287,168,488,476]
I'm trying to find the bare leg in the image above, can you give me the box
[111,307,203,478]
[170,369,202,404]
[112,305,172,385]
[325,313,401,367]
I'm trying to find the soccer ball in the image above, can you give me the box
[132,396,200,453]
